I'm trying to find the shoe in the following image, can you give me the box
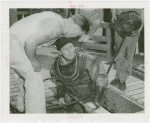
[119,82,126,91]
[110,79,119,85]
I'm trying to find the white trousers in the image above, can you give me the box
[10,33,46,113]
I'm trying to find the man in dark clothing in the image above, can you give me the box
[50,37,108,112]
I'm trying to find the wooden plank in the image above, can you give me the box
[10,81,18,86]
[10,74,16,79]
[10,84,18,89]
[135,110,144,113]
[126,84,144,91]
[100,22,115,29]
[126,81,144,87]
[10,78,17,83]
[104,88,144,113]
[10,68,15,74]
[125,88,144,96]
[44,87,57,93]
[132,93,144,100]
[46,103,55,107]
[44,89,55,94]
[132,67,144,81]
[41,70,51,75]
[44,86,57,93]
[45,96,55,102]
[101,61,144,109]
[83,42,107,51]
[42,75,51,80]
[126,76,143,84]
[41,71,51,75]
[90,36,107,42]
[17,11,29,15]
[43,80,57,87]
[10,92,18,96]
[45,92,55,97]
[44,84,57,90]
[10,88,19,93]
[51,100,59,105]
[137,98,144,106]
[94,107,110,113]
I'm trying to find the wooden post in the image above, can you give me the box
[9,9,18,27]
[106,28,112,61]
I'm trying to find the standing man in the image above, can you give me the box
[10,11,90,113]
[110,9,144,91]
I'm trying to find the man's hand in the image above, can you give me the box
[100,20,105,25]
[111,15,117,23]
[78,34,89,42]
[58,97,65,105]
[31,59,41,72]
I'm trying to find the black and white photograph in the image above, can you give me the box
[1,1,149,122]
[9,8,145,114]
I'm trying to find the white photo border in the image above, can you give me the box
[1,1,149,122]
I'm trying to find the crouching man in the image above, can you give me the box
[50,37,108,112]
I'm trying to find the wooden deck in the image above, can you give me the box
[102,61,144,108]
[10,50,144,113]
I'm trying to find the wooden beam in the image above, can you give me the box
[90,36,107,42]
[106,28,113,61]
[17,11,29,15]
[9,9,18,27]
[104,88,144,113]
[83,42,107,51]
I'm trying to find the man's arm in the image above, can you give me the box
[84,53,108,103]
[25,25,62,72]
[111,9,117,23]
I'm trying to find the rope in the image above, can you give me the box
[47,92,95,110]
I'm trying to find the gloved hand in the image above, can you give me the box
[94,86,105,106]
[83,102,98,113]
[58,97,65,105]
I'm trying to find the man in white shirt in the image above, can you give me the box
[110,9,144,91]
[10,11,90,113]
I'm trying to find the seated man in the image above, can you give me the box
[50,37,108,112]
